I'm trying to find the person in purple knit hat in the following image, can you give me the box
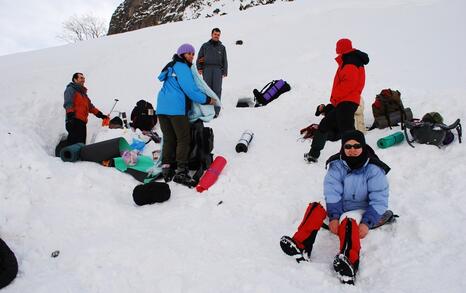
[156,43,215,186]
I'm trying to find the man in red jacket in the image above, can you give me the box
[63,73,108,145]
[305,39,369,163]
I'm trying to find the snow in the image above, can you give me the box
[1,0,466,292]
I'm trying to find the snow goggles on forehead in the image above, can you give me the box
[344,143,363,150]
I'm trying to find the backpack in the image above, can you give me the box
[253,79,291,106]
[130,100,157,131]
[370,89,413,130]
[404,113,462,148]
[188,120,214,183]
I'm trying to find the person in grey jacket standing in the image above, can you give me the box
[196,28,228,118]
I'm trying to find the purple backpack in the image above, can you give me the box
[253,79,291,106]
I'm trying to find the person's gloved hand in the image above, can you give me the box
[315,104,325,116]
[96,111,109,120]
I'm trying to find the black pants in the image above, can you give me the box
[66,118,87,145]
[158,115,191,169]
[309,102,358,158]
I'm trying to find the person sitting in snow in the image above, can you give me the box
[156,44,215,185]
[281,130,390,284]
[305,38,369,163]
[63,73,108,145]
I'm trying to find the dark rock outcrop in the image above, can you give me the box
[108,0,293,35]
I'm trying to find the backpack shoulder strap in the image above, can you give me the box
[439,119,462,143]
[260,80,275,93]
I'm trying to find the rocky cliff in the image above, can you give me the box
[108,0,293,35]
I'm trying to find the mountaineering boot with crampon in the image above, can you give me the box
[279,236,310,263]
[173,167,196,188]
[333,254,356,285]
[334,218,360,285]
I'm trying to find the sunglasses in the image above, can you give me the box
[344,143,363,150]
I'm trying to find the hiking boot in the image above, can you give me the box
[333,254,356,285]
[162,164,175,183]
[304,153,318,163]
[173,168,196,188]
[280,236,310,263]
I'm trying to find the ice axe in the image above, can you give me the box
[102,98,119,126]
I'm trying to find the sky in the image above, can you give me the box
[0,0,122,56]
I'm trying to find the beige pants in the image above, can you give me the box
[354,98,365,132]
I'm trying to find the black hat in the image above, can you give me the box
[341,130,366,147]
[109,117,123,129]
[132,182,171,206]
[340,130,368,170]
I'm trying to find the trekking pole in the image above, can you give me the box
[102,98,119,127]
[109,98,119,114]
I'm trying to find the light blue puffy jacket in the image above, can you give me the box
[324,158,389,227]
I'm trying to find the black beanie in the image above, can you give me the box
[340,130,368,170]
[133,182,171,206]
[341,130,366,147]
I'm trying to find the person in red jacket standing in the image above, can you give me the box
[305,39,369,163]
[63,73,108,145]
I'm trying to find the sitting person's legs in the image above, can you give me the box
[280,202,327,260]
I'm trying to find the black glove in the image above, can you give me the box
[315,104,325,116]
[315,104,335,116]
[323,104,335,113]
[96,111,109,120]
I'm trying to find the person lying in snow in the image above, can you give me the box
[281,130,390,285]
[0,237,18,289]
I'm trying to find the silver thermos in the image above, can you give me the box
[236,130,254,153]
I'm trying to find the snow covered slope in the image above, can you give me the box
[0,0,465,292]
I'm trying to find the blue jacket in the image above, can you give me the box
[324,158,389,228]
[156,55,209,116]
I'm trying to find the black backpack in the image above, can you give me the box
[188,120,214,183]
[130,100,157,131]
[404,113,462,148]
